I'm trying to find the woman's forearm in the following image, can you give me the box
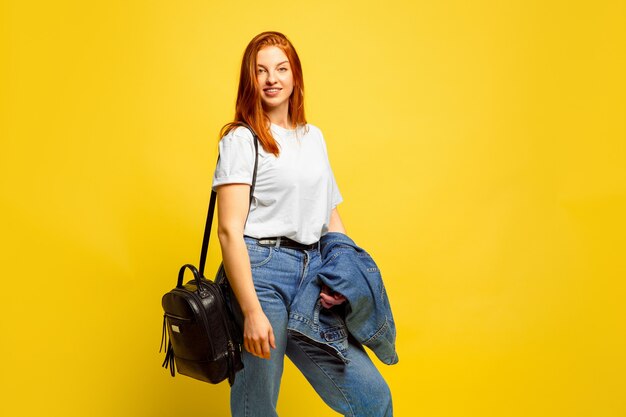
[328,207,347,234]
[218,231,262,317]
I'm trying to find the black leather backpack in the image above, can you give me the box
[160,263,243,385]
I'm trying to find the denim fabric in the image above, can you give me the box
[287,232,399,365]
[225,235,393,417]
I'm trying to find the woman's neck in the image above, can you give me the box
[265,105,293,129]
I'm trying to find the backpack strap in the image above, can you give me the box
[198,122,260,277]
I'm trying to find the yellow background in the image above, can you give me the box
[1,0,625,416]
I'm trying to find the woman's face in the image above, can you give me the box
[256,46,294,112]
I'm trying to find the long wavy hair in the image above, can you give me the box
[218,31,307,156]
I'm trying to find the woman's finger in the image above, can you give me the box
[244,339,254,356]
[260,337,271,359]
[333,293,346,301]
[320,291,345,305]
[269,327,276,349]
[319,292,333,302]
[245,336,261,358]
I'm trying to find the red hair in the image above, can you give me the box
[218,31,307,156]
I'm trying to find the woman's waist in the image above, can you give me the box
[244,234,320,251]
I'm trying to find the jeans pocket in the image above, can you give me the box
[246,244,274,268]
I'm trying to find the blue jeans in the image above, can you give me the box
[227,236,393,417]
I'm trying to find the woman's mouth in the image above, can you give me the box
[264,88,281,97]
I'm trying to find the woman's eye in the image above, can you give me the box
[279,67,287,72]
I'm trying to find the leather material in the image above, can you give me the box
[161,264,243,384]
[160,122,259,385]
[250,235,320,251]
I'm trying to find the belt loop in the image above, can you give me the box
[276,236,281,249]
[316,240,320,252]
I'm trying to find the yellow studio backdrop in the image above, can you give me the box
[1,0,624,416]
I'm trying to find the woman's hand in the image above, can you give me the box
[319,285,347,309]
[243,309,276,360]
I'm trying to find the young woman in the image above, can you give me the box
[211,31,392,417]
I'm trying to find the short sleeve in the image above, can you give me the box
[211,127,255,192]
[317,128,343,209]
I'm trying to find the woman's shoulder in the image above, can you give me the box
[303,123,330,146]
[300,123,326,143]
[304,122,322,135]
[221,124,255,143]
[297,123,332,160]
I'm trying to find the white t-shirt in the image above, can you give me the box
[211,122,343,244]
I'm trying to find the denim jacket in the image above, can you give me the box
[287,232,399,365]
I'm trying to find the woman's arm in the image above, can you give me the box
[328,207,347,234]
[216,183,276,359]
[320,206,348,308]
